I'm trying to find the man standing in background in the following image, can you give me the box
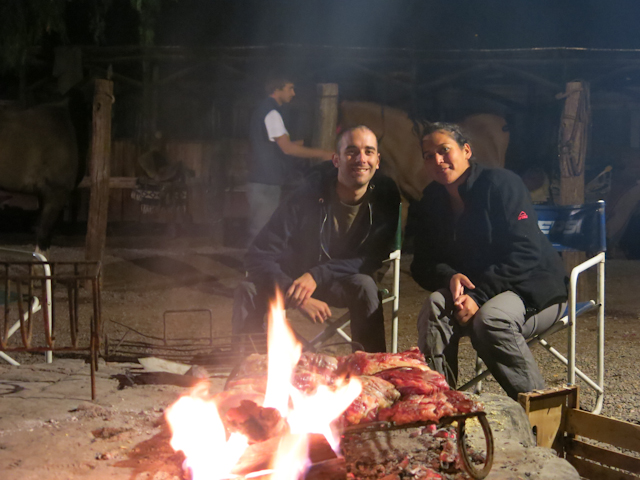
[247,74,334,243]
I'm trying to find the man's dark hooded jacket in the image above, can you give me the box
[245,163,401,293]
[410,162,568,316]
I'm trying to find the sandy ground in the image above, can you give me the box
[1,241,639,479]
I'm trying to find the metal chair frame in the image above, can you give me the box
[0,248,52,365]
[459,201,606,414]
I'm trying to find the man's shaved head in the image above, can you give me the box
[336,125,377,152]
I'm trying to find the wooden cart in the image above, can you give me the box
[519,385,640,479]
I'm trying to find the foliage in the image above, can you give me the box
[0,0,68,70]
[0,0,170,71]
[89,0,114,44]
[130,0,165,47]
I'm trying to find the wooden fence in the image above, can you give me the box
[78,138,249,228]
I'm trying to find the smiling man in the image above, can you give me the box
[232,126,400,352]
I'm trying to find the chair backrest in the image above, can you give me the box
[534,201,606,253]
[392,203,403,252]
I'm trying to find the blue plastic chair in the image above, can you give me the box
[460,201,606,414]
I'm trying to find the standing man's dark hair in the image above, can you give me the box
[265,73,294,95]
[245,74,334,245]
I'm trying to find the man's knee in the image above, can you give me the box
[418,290,448,322]
[235,280,258,302]
[470,307,517,347]
[345,274,379,301]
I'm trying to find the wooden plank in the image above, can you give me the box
[567,439,640,475]
[568,455,639,480]
[566,409,640,453]
[85,79,113,266]
[79,176,138,189]
[524,395,564,449]
[518,386,579,453]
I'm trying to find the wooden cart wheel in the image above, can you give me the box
[456,412,494,480]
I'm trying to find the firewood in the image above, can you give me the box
[232,434,336,475]
[305,457,346,480]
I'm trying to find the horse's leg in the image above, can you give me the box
[36,188,70,253]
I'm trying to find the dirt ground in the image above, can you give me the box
[1,239,639,479]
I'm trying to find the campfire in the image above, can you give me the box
[164,294,493,480]
[165,293,362,480]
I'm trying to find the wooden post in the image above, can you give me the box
[85,79,114,268]
[313,83,339,151]
[630,109,640,149]
[558,80,590,300]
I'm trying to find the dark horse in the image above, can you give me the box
[0,101,83,251]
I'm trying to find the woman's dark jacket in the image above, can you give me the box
[245,163,401,293]
[410,162,568,315]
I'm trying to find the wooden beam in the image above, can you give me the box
[565,408,640,453]
[567,439,640,475]
[79,176,137,189]
[558,80,590,299]
[85,79,114,267]
[590,64,640,87]
[489,62,562,91]
[569,456,638,480]
[313,83,339,152]
[416,64,490,92]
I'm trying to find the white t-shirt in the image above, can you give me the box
[264,109,289,141]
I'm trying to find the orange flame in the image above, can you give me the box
[166,290,362,480]
[165,383,248,480]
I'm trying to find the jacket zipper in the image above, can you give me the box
[318,197,374,260]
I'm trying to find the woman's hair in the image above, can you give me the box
[421,122,472,150]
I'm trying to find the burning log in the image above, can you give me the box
[231,433,337,476]
[225,399,288,443]
[305,457,347,480]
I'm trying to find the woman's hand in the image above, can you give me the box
[453,294,479,325]
[449,273,476,301]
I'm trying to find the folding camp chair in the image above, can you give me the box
[459,201,606,414]
[297,204,403,353]
[0,247,53,366]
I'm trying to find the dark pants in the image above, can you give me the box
[232,273,386,352]
[417,289,566,399]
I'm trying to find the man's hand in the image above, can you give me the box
[298,298,332,324]
[453,294,479,325]
[449,273,476,301]
[286,273,317,308]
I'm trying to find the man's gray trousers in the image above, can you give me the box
[417,289,566,399]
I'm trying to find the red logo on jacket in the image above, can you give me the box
[517,211,528,220]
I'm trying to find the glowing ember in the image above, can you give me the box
[165,383,249,480]
[165,291,362,480]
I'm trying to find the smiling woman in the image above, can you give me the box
[409,121,569,401]
[421,124,473,191]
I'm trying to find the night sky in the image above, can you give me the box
[146,0,640,50]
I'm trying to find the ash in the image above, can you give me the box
[341,424,486,480]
